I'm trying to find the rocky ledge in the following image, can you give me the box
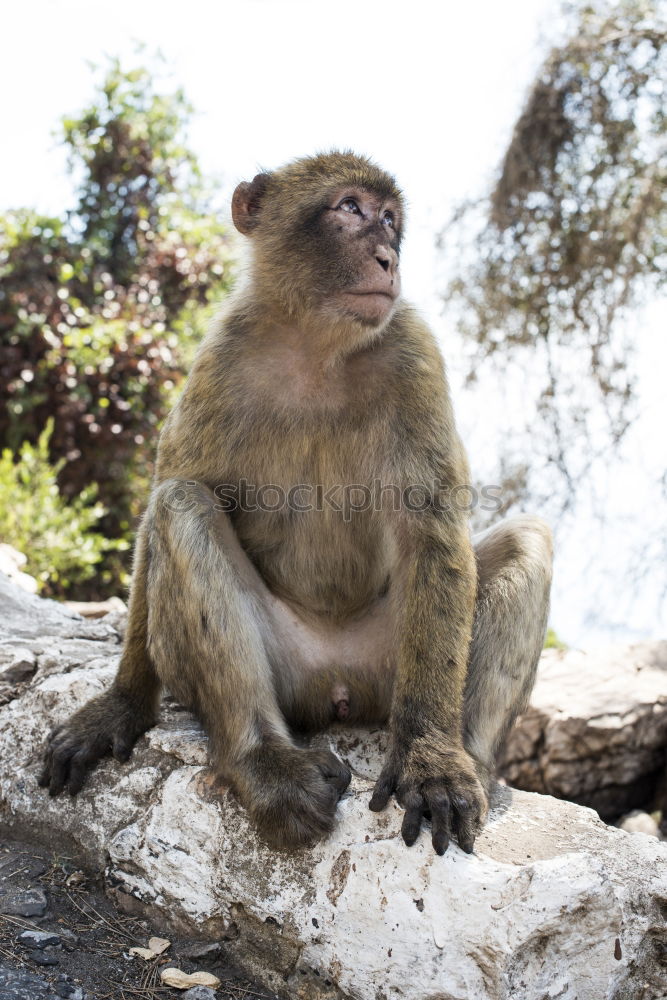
[0,572,666,1000]
[499,641,667,821]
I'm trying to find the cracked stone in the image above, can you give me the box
[0,964,57,1000]
[0,888,48,917]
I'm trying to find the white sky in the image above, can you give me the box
[2,0,665,645]
[1,0,560,306]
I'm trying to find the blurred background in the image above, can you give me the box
[0,0,665,648]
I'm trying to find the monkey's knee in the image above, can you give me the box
[506,515,553,579]
[475,515,553,592]
[151,478,215,521]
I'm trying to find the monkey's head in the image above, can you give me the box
[232,151,404,334]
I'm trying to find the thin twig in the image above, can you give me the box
[0,913,39,931]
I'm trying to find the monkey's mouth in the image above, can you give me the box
[346,289,398,302]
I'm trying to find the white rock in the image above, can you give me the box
[0,543,38,593]
[0,572,666,1000]
[63,596,127,619]
[498,642,667,819]
[618,809,661,838]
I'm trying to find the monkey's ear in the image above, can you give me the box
[231,173,271,235]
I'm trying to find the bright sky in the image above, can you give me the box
[2,0,560,305]
[2,0,665,645]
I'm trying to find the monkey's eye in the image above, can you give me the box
[381,211,395,228]
[339,198,361,215]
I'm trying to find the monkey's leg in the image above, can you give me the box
[40,520,161,795]
[144,479,350,849]
[462,515,553,787]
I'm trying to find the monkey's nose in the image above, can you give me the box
[375,245,398,276]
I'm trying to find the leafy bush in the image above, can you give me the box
[0,421,127,595]
[0,57,234,595]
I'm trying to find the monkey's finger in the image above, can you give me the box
[398,787,425,847]
[451,799,477,854]
[37,760,52,789]
[67,748,97,796]
[315,753,352,795]
[47,749,72,797]
[46,724,63,748]
[38,746,58,788]
[112,735,134,763]
[317,779,341,814]
[452,790,483,829]
[424,783,451,856]
[369,769,396,812]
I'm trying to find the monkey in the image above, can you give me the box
[39,151,553,856]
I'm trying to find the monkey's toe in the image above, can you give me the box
[313,749,351,795]
[40,729,109,797]
[38,692,155,799]
[240,745,350,851]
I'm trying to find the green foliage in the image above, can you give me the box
[0,55,234,595]
[544,628,568,650]
[0,421,127,595]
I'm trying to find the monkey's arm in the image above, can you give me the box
[368,320,488,851]
[371,507,486,854]
[40,518,161,795]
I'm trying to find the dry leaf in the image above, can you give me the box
[160,967,221,989]
[129,947,158,961]
[148,936,171,955]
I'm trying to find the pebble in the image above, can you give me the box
[0,651,37,684]
[28,949,60,967]
[58,929,79,951]
[0,963,57,999]
[17,930,61,950]
[178,941,222,960]
[0,888,48,917]
[54,979,84,1000]
[182,988,218,1000]
[618,809,661,838]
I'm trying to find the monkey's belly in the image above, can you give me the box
[261,588,396,725]
[234,508,393,622]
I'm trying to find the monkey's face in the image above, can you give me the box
[231,154,404,332]
[314,188,402,328]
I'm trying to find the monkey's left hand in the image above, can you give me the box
[369,739,488,855]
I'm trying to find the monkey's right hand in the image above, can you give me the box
[232,743,351,850]
[39,687,156,797]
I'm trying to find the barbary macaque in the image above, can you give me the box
[40,152,552,855]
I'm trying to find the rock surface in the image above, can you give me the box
[618,809,662,839]
[0,964,63,1000]
[0,544,37,595]
[498,643,667,819]
[1,572,666,1000]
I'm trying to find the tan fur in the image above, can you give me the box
[40,152,552,855]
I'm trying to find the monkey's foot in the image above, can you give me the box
[232,743,351,850]
[38,687,157,797]
[369,741,488,856]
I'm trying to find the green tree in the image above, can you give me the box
[0,57,234,596]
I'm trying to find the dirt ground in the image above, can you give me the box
[0,835,281,1000]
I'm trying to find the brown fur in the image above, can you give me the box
[40,152,552,855]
